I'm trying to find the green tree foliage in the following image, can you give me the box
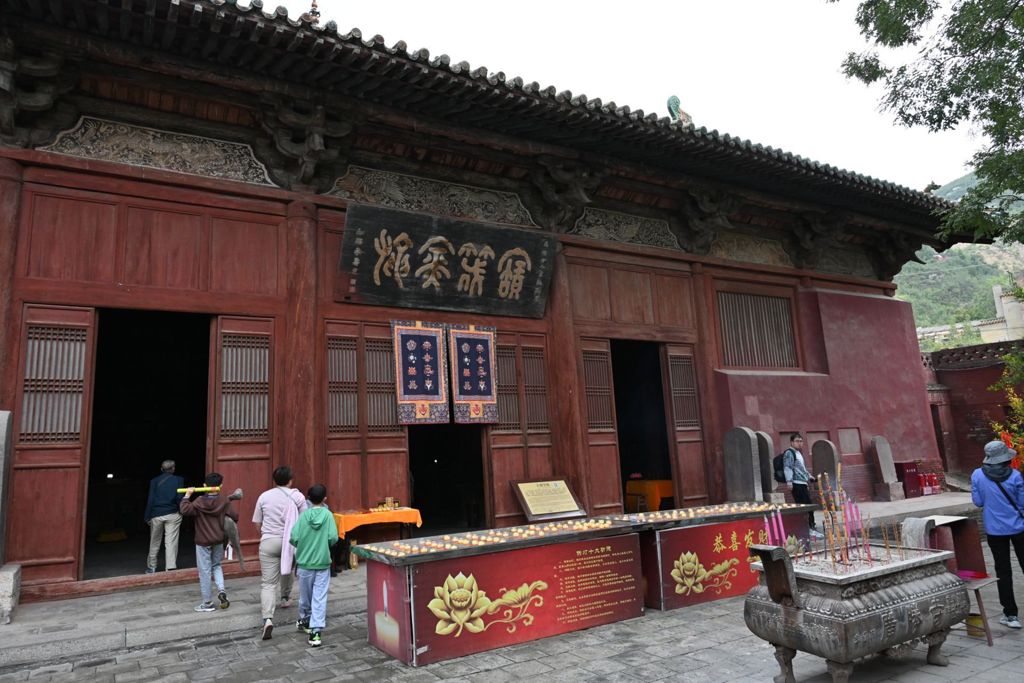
[894,246,1004,326]
[833,0,1024,243]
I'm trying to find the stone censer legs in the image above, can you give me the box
[825,659,853,683]
[923,628,951,666]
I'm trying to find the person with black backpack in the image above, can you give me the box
[781,434,817,531]
[971,440,1024,629]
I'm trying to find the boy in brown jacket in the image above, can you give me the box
[180,472,239,612]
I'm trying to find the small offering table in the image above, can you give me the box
[333,507,423,539]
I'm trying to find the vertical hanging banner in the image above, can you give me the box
[392,321,449,424]
[447,324,498,424]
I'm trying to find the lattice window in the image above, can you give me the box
[495,345,520,432]
[327,336,359,434]
[365,338,399,433]
[220,334,270,439]
[582,350,614,430]
[668,355,700,428]
[18,326,87,443]
[717,291,798,368]
[522,347,550,431]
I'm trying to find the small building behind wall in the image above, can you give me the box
[0,0,958,594]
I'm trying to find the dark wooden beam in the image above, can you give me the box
[96,0,109,35]
[119,0,132,40]
[161,0,179,49]
[142,0,157,45]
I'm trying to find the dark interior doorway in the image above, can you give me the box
[85,309,210,579]
[408,424,485,535]
[611,340,673,509]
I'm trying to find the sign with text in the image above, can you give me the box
[641,511,810,610]
[337,204,556,318]
[512,478,587,522]
[408,534,642,665]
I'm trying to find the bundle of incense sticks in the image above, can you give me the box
[176,486,221,493]
[814,470,875,570]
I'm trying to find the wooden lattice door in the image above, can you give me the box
[211,316,275,554]
[662,344,709,506]
[7,305,96,582]
[580,338,622,515]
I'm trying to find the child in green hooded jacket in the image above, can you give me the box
[289,484,339,647]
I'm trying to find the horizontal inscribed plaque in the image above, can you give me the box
[337,204,555,318]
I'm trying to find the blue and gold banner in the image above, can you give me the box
[448,324,498,424]
[392,321,449,424]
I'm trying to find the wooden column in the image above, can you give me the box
[691,262,725,503]
[0,159,22,411]
[282,200,319,486]
[547,248,590,510]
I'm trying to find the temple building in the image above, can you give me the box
[0,0,959,595]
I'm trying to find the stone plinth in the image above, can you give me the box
[723,427,762,502]
[874,481,906,502]
[0,564,20,625]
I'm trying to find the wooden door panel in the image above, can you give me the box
[580,339,622,515]
[663,345,709,506]
[327,452,362,510]
[490,444,527,521]
[25,194,117,282]
[6,467,80,582]
[123,206,203,289]
[7,305,96,583]
[567,264,611,321]
[212,316,274,550]
[526,444,554,480]
[366,451,408,506]
[209,216,279,295]
[654,274,695,329]
[609,269,654,325]
[587,443,622,514]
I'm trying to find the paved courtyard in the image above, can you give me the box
[1,554,1022,683]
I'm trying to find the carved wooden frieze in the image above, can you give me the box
[571,208,680,250]
[39,117,274,185]
[521,156,605,232]
[326,166,536,228]
[711,231,793,268]
[815,247,877,279]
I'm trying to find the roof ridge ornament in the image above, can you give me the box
[667,95,693,127]
[302,0,320,25]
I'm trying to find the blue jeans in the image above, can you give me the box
[297,567,330,630]
[195,544,225,603]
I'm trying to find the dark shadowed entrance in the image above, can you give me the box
[408,424,485,535]
[611,340,673,510]
[84,309,210,579]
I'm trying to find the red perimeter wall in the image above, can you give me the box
[934,362,1011,473]
[713,288,939,501]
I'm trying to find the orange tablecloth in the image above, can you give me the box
[333,508,423,538]
[625,479,674,512]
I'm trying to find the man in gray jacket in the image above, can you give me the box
[144,460,184,573]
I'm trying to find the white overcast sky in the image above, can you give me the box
[285,0,981,191]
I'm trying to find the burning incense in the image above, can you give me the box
[882,523,891,562]
[764,515,773,545]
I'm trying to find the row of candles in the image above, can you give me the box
[763,463,907,570]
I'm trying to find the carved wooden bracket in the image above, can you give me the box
[255,94,355,192]
[869,229,925,281]
[784,213,843,270]
[521,155,605,232]
[669,187,738,254]
[0,31,79,147]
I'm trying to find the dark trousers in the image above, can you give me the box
[987,531,1024,617]
[791,483,815,529]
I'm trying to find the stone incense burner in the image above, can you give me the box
[744,544,969,683]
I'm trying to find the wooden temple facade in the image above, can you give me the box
[0,0,954,592]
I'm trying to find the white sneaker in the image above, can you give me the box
[261,618,273,640]
[999,615,1022,629]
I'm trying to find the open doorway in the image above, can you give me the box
[84,309,210,579]
[408,424,485,535]
[611,340,673,510]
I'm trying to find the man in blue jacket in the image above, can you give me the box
[972,440,1024,629]
[144,459,185,574]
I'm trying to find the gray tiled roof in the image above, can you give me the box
[6,0,953,228]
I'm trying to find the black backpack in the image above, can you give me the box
[772,449,791,483]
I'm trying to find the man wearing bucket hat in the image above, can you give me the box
[971,440,1024,629]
